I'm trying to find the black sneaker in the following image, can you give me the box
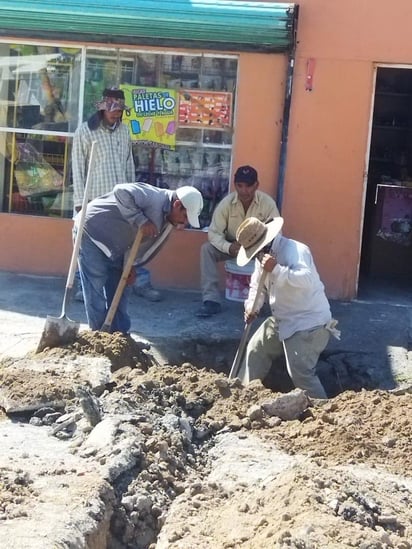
[195,301,222,318]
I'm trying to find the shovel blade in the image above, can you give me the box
[36,314,80,353]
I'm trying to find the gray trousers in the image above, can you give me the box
[200,241,231,303]
[238,317,329,399]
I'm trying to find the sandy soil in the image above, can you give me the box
[0,331,411,548]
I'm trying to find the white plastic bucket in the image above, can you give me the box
[224,259,255,302]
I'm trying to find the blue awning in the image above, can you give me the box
[0,1,298,53]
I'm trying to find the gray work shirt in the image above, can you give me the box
[80,182,175,262]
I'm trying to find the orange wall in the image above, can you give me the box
[0,52,287,291]
[4,1,412,298]
[281,57,373,299]
[0,214,73,275]
[280,0,412,299]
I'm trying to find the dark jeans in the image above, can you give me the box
[78,233,131,334]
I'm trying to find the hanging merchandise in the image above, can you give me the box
[375,184,412,247]
[14,142,63,197]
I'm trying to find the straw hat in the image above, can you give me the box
[236,217,284,267]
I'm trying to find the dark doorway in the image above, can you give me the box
[359,67,412,303]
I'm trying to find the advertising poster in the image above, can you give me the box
[178,90,232,130]
[121,85,178,149]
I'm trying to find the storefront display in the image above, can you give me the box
[0,43,236,225]
[5,132,71,216]
[376,184,412,247]
[363,67,412,276]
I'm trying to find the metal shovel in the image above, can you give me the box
[229,269,268,379]
[36,141,98,352]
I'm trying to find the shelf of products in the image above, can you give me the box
[133,143,231,228]
[363,67,412,276]
[83,50,237,228]
[369,83,412,181]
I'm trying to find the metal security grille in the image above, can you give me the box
[0,0,297,53]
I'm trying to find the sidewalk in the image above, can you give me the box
[0,271,411,395]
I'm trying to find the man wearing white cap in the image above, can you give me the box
[76,182,203,334]
[72,87,162,302]
[235,216,340,399]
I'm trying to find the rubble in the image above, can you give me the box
[0,331,411,548]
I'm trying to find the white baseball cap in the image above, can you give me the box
[176,186,203,228]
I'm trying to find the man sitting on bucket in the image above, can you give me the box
[235,216,340,399]
[196,165,280,318]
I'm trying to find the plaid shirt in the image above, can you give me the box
[72,120,135,208]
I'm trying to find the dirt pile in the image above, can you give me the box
[0,331,411,548]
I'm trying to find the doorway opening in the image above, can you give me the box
[359,66,412,305]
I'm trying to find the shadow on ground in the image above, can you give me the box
[0,272,410,397]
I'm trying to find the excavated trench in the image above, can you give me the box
[149,332,402,396]
[1,331,411,548]
[98,337,406,547]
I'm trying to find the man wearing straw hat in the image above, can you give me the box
[235,216,340,399]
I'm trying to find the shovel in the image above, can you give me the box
[36,141,98,352]
[100,227,143,333]
[229,269,268,379]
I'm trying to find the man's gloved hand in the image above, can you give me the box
[126,266,137,286]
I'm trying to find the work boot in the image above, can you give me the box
[134,283,163,302]
[195,300,221,318]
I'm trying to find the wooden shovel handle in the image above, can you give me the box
[101,228,143,332]
[67,141,98,291]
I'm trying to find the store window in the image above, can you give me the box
[0,43,237,225]
[0,42,81,217]
[84,49,237,228]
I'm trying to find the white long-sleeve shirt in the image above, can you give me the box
[245,234,332,341]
